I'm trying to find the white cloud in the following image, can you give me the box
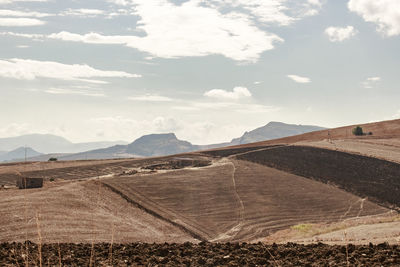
[16,45,29,48]
[324,26,358,42]
[0,0,46,4]
[1,0,325,62]
[61,8,105,17]
[204,86,252,100]
[0,58,141,83]
[308,0,322,7]
[287,74,311,83]
[362,76,381,88]
[128,94,173,102]
[205,0,323,25]
[0,9,51,17]
[0,122,30,138]
[0,31,44,39]
[49,0,285,62]
[391,110,400,119]
[0,18,45,26]
[90,116,182,140]
[348,0,400,36]
[44,87,106,97]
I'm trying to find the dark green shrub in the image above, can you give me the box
[48,157,58,162]
[352,126,364,136]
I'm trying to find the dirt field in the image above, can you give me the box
[102,158,388,242]
[0,119,399,259]
[0,154,210,186]
[297,138,400,163]
[1,242,399,266]
[0,179,195,243]
[236,145,400,209]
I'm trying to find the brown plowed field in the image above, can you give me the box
[102,158,388,242]
[0,154,210,186]
[1,119,399,248]
[297,138,400,163]
[236,145,400,210]
[240,118,400,148]
[2,242,399,266]
[0,180,195,243]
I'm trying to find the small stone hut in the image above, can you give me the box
[16,177,43,189]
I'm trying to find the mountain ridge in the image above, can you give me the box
[0,134,128,154]
[22,122,325,161]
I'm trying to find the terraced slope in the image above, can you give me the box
[103,158,388,242]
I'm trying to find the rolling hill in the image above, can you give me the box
[0,119,398,245]
[0,147,43,162]
[0,134,127,154]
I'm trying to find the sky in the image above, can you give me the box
[0,0,399,145]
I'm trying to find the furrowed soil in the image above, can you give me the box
[102,158,388,242]
[0,180,195,243]
[236,145,400,210]
[1,242,399,266]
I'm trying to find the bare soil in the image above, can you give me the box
[297,138,400,163]
[236,145,400,210]
[0,180,195,243]
[1,242,399,266]
[0,119,399,250]
[102,158,388,242]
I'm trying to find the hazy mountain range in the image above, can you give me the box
[0,147,43,162]
[0,134,127,154]
[1,122,326,162]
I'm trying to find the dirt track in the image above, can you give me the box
[1,242,399,266]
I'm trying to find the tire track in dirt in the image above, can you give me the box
[210,158,244,242]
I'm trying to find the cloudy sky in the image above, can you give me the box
[0,0,399,144]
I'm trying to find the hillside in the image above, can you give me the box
[54,122,326,160]
[0,147,42,162]
[244,119,400,147]
[0,134,127,154]
[0,119,398,246]
[126,133,197,156]
[230,121,325,145]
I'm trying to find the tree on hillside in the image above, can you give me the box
[352,126,364,136]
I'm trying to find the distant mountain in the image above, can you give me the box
[15,122,327,161]
[229,122,326,145]
[126,133,197,157]
[27,134,196,161]
[0,134,128,154]
[0,147,43,162]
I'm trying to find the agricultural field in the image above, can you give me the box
[0,119,399,265]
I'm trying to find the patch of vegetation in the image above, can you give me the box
[291,223,313,233]
[352,126,364,136]
[48,157,58,162]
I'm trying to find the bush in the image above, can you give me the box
[49,178,55,182]
[48,157,58,162]
[352,126,364,136]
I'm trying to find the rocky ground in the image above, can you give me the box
[1,241,399,266]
